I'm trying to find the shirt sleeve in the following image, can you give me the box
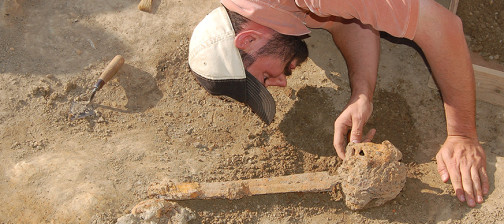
[297,0,419,40]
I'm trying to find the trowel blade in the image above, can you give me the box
[69,101,95,120]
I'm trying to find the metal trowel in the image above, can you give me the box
[69,55,125,120]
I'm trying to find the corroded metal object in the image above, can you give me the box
[148,140,407,210]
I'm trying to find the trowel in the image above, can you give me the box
[69,55,125,120]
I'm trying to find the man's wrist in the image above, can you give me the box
[349,92,373,103]
[349,83,374,101]
[446,125,478,140]
[444,103,478,139]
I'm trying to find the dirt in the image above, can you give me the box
[458,0,504,64]
[0,0,503,223]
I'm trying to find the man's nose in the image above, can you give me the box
[265,75,287,87]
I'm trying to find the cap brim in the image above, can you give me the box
[245,71,276,124]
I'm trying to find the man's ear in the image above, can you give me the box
[234,30,262,51]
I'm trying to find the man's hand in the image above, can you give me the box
[436,136,489,207]
[321,19,379,160]
[333,94,376,160]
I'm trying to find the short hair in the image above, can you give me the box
[226,8,308,65]
[227,9,250,34]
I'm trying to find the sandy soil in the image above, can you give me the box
[0,0,503,223]
[458,0,504,64]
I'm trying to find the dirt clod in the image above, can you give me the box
[117,199,195,224]
[338,141,407,210]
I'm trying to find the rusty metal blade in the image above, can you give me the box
[148,172,340,200]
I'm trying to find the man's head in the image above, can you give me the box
[228,10,308,85]
[238,31,308,87]
[188,6,308,124]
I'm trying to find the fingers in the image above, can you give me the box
[461,166,476,207]
[479,167,489,195]
[461,165,489,206]
[349,117,365,143]
[448,166,466,203]
[466,166,490,206]
[471,167,483,204]
[436,153,450,183]
[334,121,375,160]
[437,148,488,207]
[333,122,349,160]
[473,166,489,204]
[436,151,465,202]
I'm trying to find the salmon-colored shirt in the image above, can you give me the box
[221,0,419,40]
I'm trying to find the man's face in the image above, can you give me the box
[235,24,307,87]
[247,55,299,87]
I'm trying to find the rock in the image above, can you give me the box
[116,199,195,224]
[337,140,407,210]
[2,0,24,17]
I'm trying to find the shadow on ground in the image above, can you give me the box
[279,85,420,162]
[0,0,137,75]
[118,64,163,113]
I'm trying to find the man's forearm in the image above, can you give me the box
[413,3,477,138]
[323,18,380,99]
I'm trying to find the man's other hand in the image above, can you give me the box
[436,136,489,207]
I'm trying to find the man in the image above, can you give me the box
[188,0,488,207]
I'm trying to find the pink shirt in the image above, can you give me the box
[221,0,419,40]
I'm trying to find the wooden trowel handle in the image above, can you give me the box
[92,55,125,94]
[99,55,125,82]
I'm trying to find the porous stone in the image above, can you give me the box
[337,140,407,210]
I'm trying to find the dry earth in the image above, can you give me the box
[0,0,503,223]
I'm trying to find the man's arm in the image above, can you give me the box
[320,18,380,159]
[413,0,489,207]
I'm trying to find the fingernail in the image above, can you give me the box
[351,140,358,143]
[468,199,475,206]
[477,196,483,202]
[458,195,465,202]
[441,174,448,181]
